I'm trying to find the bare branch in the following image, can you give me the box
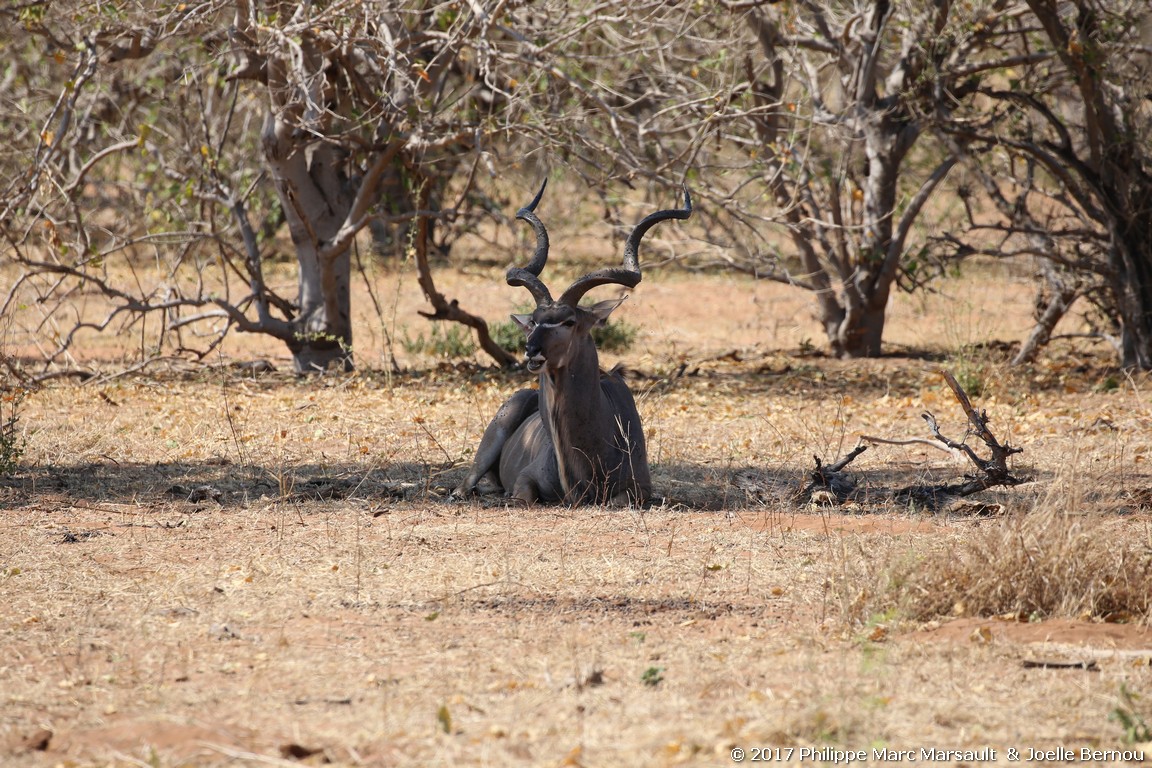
[919,370,1027,496]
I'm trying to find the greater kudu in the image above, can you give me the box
[455,181,692,505]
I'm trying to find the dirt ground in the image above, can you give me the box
[2,263,1151,767]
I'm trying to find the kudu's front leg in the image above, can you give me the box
[454,389,540,498]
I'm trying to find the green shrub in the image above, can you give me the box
[401,324,477,359]
[490,316,640,355]
[489,319,527,355]
[1111,684,1152,744]
[0,388,26,476]
[592,318,640,353]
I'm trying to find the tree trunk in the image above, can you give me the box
[834,107,914,359]
[1114,231,1152,370]
[1012,261,1079,366]
[290,239,354,373]
[833,288,889,358]
[847,306,888,359]
[262,114,356,374]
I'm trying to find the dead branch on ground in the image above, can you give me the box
[801,443,868,504]
[916,370,1027,496]
[790,369,1027,512]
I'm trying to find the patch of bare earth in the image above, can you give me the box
[2,268,1152,766]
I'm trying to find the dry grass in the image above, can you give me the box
[2,266,1152,766]
[870,508,1152,624]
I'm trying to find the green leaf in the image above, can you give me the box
[641,666,665,687]
[436,704,452,734]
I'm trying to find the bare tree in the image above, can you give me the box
[0,1,539,374]
[0,4,258,374]
[512,1,1030,358]
[940,0,1152,369]
[726,0,1079,357]
[8,0,1144,374]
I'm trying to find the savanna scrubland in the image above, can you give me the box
[2,262,1150,767]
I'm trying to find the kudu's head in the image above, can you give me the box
[507,181,692,374]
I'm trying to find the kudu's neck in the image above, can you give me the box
[542,336,601,401]
[539,337,608,497]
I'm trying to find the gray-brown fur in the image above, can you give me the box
[454,182,690,506]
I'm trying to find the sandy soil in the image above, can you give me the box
[2,265,1151,767]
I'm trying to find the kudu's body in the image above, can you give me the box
[456,182,691,505]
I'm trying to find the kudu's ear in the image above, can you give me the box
[585,296,627,325]
[511,313,534,333]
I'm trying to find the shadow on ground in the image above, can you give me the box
[0,457,1113,516]
[0,459,753,511]
[0,460,450,509]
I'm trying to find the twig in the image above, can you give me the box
[410,183,517,368]
[858,434,956,454]
[803,442,867,502]
[0,351,31,385]
[822,442,868,473]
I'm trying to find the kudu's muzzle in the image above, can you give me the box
[524,329,547,372]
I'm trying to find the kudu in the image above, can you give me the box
[455,181,692,506]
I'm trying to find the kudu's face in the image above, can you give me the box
[512,299,623,373]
